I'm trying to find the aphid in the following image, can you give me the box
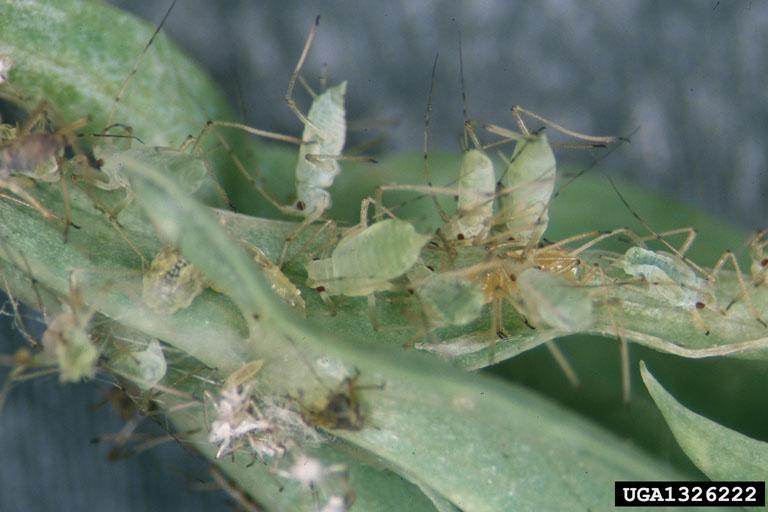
[305,203,430,329]
[0,102,90,235]
[620,246,714,310]
[142,247,211,315]
[196,16,358,225]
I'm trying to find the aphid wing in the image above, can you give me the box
[501,133,556,246]
[445,149,495,241]
[514,268,593,332]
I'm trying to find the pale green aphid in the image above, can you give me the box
[620,246,713,308]
[416,271,486,328]
[499,132,556,247]
[306,218,430,296]
[108,339,167,390]
[511,267,594,332]
[293,81,347,219]
[443,147,496,242]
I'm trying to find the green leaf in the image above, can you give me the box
[640,361,768,481]
[124,148,688,511]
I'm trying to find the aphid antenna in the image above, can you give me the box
[285,15,323,133]
[422,52,449,222]
[106,0,178,128]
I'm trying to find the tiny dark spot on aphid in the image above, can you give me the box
[704,330,711,336]
[507,236,515,241]
[316,286,326,292]
[453,195,459,201]
[457,233,465,240]
[695,302,705,309]
[296,200,305,211]
[496,330,506,339]
[426,265,435,271]
[95,158,104,168]
[508,273,516,281]
[312,256,320,261]
[252,313,260,320]
[761,258,768,267]
[407,288,414,294]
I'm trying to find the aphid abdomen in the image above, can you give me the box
[306,219,429,296]
[0,132,62,181]
[294,82,347,217]
[335,219,428,280]
[500,133,556,246]
[444,149,495,241]
[513,267,593,332]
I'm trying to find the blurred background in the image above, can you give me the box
[2,1,768,510]
[112,0,768,230]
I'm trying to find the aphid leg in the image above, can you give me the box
[422,52,450,223]
[209,465,262,512]
[204,129,297,216]
[711,249,767,327]
[544,341,580,388]
[594,265,632,402]
[367,294,379,331]
[511,105,624,145]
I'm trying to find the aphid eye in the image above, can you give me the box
[457,233,465,241]
[296,200,305,211]
[761,258,768,268]
[316,286,326,292]
[95,158,104,168]
[509,273,516,281]
[695,301,706,310]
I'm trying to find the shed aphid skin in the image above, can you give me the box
[273,453,354,512]
[142,247,211,315]
[305,198,430,330]
[241,241,306,316]
[41,272,100,383]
